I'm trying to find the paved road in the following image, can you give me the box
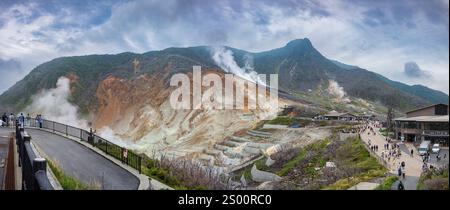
[427,148,449,167]
[1,127,139,190]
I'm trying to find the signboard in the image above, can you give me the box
[423,130,449,137]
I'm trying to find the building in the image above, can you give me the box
[356,114,375,121]
[322,111,357,121]
[394,104,449,146]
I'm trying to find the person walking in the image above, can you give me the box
[410,149,414,157]
[8,113,15,128]
[397,181,405,190]
[401,161,406,179]
[18,113,25,128]
[1,113,7,127]
[26,113,31,126]
[38,114,43,128]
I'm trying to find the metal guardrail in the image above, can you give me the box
[15,123,54,190]
[25,118,142,173]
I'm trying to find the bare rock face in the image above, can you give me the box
[93,71,279,158]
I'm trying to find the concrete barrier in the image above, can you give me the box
[262,124,288,129]
[250,164,281,182]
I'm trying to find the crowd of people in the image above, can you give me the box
[1,112,44,128]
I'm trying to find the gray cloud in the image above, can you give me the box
[0,0,448,94]
[0,58,25,93]
[403,62,432,78]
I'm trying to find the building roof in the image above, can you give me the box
[406,103,449,114]
[394,115,449,122]
[323,111,356,117]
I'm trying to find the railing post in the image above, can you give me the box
[121,147,124,163]
[138,156,142,174]
[33,158,47,173]
[66,125,68,136]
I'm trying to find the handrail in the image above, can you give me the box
[15,122,54,190]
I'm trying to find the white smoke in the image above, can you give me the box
[327,79,351,103]
[211,47,266,85]
[96,126,136,149]
[24,76,133,148]
[24,77,89,128]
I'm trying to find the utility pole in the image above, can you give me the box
[386,107,395,134]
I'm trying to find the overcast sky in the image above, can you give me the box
[0,0,448,94]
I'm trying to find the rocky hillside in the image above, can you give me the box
[1,38,446,115]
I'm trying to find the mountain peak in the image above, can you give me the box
[285,38,313,48]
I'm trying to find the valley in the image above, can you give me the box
[0,38,448,190]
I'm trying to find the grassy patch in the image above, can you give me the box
[141,158,209,190]
[277,149,307,177]
[323,137,387,190]
[378,128,394,138]
[417,166,449,190]
[324,169,385,190]
[47,159,96,190]
[375,176,398,190]
[266,116,294,126]
[255,157,268,171]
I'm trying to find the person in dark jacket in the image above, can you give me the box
[397,181,404,190]
[1,113,7,127]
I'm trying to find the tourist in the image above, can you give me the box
[1,113,7,127]
[26,113,31,126]
[36,114,43,128]
[400,161,406,179]
[397,181,404,190]
[18,113,25,127]
[422,163,428,172]
[8,113,15,127]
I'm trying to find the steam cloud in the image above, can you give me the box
[327,79,350,103]
[211,47,266,85]
[23,76,132,147]
[24,77,88,128]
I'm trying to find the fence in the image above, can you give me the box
[25,118,142,173]
[15,123,54,190]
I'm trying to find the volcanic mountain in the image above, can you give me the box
[0,38,447,156]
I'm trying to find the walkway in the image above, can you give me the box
[359,123,422,190]
[0,128,11,189]
[21,128,139,190]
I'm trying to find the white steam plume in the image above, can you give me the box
[23,76,132,147]
[211,47,266,85]
[327,79,351,103]
[24,77,89,128]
